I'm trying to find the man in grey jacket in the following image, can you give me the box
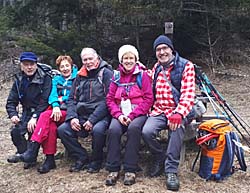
[58,48,113,173]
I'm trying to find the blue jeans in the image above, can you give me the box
[57,117,109,163]
[142,114,185,173]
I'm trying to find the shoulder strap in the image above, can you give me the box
[224,133,235,174]
[15,75,22,100]
[136,71,142,89]
[152,64,161,100]
[113,70,121,85]
[112,70,142,89]
[230,132,247,171]
[191,147,201,172]
[97,67,105,84]
[152,64,181,103]
[161,65,180,104]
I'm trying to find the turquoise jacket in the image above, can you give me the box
[48,65,78,108]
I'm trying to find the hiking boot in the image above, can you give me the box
[105,172,119,186]
[87,161,102,173]
[87,167,100,173]
[166,173,180,191]
[149,155,165,177]
[37,155,56,174]
[20,141,40,163]
[23,161,37,169]
[7,154,21,163]
[124,172,136,186]
[69,160,88,172]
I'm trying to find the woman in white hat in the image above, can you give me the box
[105,45,154,186]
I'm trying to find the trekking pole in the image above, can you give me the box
[206,94,250,147]
[221,101,250,130]
[195,65,250,147]
[206,88,250,144]
[228,106,250,130]
[200,72,250,134]
[200,72,250,133]
[200,82,227,118]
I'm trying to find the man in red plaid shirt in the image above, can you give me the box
[142,35,195,191]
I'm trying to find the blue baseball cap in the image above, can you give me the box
[20,52,38,62]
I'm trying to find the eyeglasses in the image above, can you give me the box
[156,45,170,52]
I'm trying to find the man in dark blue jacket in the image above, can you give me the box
[6,52,51,169]
[142,35,195,191]
[58,48,113,173]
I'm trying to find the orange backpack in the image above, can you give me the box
[195,119,247,181]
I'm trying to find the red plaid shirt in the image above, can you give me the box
[148,61,195,118]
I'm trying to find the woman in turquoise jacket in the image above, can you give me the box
[20,55,77,174]
[48,65,77,107]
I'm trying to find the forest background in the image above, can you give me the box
[1,1,250,193]
[0,0,250,77]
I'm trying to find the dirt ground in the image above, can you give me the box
[0,65,250,193]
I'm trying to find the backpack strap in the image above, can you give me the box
[230,132,247,171]
[191,147,201,172]
[136,71,142,89]
[224,133,235,175]
[112,70,142,89]
[97,67,109,95]
[37,63,60,78]
[113,70,121,86]
[97,67,105,85]
[152,64,161,99]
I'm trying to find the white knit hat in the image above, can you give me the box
[118,45,139,63]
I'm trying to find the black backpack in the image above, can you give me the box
[37,63,60,78]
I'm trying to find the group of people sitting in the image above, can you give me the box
[5,34,195,191]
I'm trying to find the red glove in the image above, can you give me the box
[168,113,182,125]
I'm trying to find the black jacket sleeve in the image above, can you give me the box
[6,81,20,118]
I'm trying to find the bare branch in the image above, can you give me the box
[183,2,204,7]
[211,35,222,47]
[182,8,208,13]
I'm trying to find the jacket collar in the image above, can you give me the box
[78,58,109,77]
[16,67,46,84]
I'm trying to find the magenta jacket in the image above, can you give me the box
[106,63,154,120]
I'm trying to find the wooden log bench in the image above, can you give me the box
[57,96,227,167]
